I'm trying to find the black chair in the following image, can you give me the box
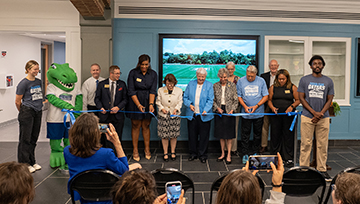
[69,169,120,204]
[323,166,360,204]
[209,169,265,204]
[282,166,326,204]
[151,168,195,204]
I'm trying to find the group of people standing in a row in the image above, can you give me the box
[16,53,334,180]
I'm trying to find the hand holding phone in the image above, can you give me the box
[98,123,109,133]
[166,181,182,204]
[249,155,278,170]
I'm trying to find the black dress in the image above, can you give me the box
[270,85,295,161]
[126,68,157,120]
[214,105,236,139]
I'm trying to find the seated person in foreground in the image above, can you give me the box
[332,172,360,204]
[216,152,285,204]
[112,169,186,204]
[64,113,141,204]
[0,161,35,204]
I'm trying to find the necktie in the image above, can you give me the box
[96,80,99,89]
[110,82,115,108]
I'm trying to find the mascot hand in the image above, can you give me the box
[50,152,66,168]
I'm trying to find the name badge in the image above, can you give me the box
[285,90,290,94]
[164,89,168,93]
[136,78,142,82]
[104,84,110,88]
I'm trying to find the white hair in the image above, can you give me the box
[225,61,235,69]
[246,65,258,74]
[217,68,229,78]
[196,68,207,76]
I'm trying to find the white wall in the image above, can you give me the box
[0,34,41,123]
[0,0,81,124]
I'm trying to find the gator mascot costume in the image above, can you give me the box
[46,63,82,169]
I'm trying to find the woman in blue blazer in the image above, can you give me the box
[183,68,214,163]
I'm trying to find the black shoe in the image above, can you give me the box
[188,156,197,161]
[225,159,232,164]
[199,158,207,163]
[163,154,169,162]
[231,151,240,157]
[285,160,294,168]
[217,156,224,162]
[259,147,267,154]
[320,171,332,182]
[170,153,176,161]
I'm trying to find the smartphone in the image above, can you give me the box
[249,155,278,170]
[165,181,182,204]
[98,123,109,133]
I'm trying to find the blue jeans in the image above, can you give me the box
[18,105,42,165]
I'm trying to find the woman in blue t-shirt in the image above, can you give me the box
[15,60,43,173]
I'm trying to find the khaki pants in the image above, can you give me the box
[261,106,270,147]
[299,115,330,172]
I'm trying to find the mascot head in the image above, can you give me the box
[47,63,77,92]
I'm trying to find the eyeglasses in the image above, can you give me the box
[331,184,336,191]
[166,83,174,86]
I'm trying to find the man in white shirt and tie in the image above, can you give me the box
[82,63,105,117]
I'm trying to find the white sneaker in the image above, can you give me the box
[28,166,36,173]
[33,164,42,171]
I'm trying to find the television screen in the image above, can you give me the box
[159,34,259,91]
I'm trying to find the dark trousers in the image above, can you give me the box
[187,115,211,159]
[99,114,124,154]
[241,117,263,155]
[270,115,294,161]
[18,105,42,165]
[87,105,99,117]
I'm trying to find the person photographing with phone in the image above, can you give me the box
[112,169,186,204]
[64,113,141,204]
[216,152,285,204]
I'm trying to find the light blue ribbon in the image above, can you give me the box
[61,109,158,129]
[170,111,302,131]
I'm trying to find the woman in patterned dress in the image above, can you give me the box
[156,74,183,161]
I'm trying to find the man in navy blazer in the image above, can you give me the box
[95,65,128,141]
[259,59,279,153]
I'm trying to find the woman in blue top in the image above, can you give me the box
[183,68,214,163]
[64,113,141,204]
[126,54,157,161]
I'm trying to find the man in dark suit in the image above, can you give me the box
[259,59,279,153]
[95,65,128,141]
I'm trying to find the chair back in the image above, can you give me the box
[209,169,265,204]
[151,168,195,204]
[282,166,326,204]
[69,169,120,204]
[323,165,360,204]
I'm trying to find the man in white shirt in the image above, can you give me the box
[82,63,105,116]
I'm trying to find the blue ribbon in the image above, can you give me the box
[61,109,158,129]
[171,111,302,131]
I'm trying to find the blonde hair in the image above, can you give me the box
[25,60,39,74]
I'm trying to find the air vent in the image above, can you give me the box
[118,6,360,21]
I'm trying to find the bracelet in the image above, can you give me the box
[149,103,154,106]
[290,104,294,108]
[271,182,284,187]
[256,104,260,107]
[137,104,142,108]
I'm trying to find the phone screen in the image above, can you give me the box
[166,181,182,204]
[249,155,278,170]
[98,123,109,133]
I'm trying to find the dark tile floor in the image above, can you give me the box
[1,120,360,204]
